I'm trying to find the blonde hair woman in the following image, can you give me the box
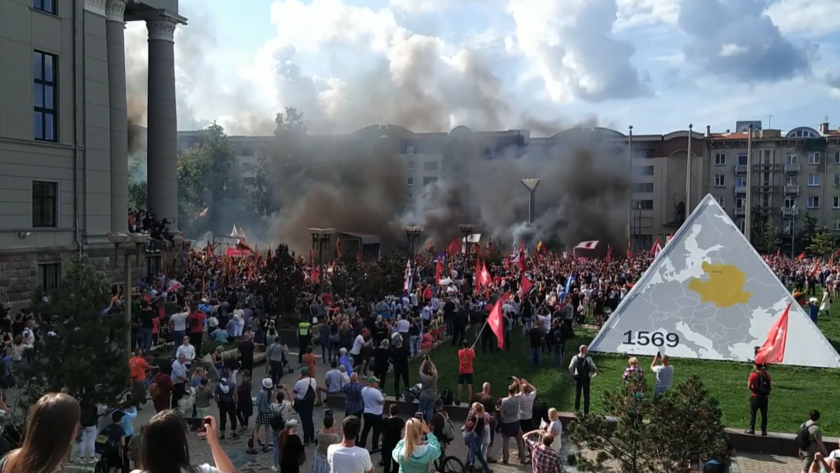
[464,403,490,473]
[544,408,563,451]
[392,417,441,473]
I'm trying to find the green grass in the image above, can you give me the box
[416,291,840,437]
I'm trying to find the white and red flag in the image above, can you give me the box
[574,240,599,251]
[487,291,510,350]
[755,302,791,365]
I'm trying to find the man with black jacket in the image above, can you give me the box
[568,345,598,415]
[390,338,410,397]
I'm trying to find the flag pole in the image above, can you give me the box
[471,320,489,349]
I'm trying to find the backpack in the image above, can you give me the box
[94,426,121,456]
[575,356,590,379]
[270,403,286,432]
[756,371,771,396]
[439,412,456,441]
[303,379,317,403]
[796,423,812,450]
[440,388,453,406]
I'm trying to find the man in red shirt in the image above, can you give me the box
[129,348,158,406]
[456,340,475,405]
[746,362,770,436]
[187,308,206,357]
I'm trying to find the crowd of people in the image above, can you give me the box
[6,236,840,473]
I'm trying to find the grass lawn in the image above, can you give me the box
[415,290,840,437]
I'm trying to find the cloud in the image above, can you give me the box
[678,0,810,83]
[506,0,651,103]
[826,71,840,92]
[615,0,679,29]
[766,0,840,37]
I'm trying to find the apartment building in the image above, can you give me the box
[707,122,840,254]
[0,0,185,304]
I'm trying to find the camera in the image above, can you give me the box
[415,412,424,420]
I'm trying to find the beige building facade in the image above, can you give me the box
[0,0,185,304]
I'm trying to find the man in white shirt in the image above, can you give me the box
[328,416,373,473]
[170,354,190,412]
[175,336,196,365]
[169,307,189,358]
[359,376,385,451]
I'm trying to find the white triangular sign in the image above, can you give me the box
[589,194,840,368]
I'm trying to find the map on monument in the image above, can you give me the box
[589,194,840,368]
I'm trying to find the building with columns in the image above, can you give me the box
[0,0,185,305]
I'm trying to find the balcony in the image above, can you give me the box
[784,185,800,195]
[784,163,801,173]
[782,207,799,217]
[734,185,747,194]
[734,207,745,216]
[734,164,747,174]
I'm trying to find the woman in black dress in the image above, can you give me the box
[279,419,305,473]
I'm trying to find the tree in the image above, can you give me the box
[750,208,780,255]
[127,157,148,211]
[797,212,819,253]
[252,108,309,216]
[21,255,129,414]
[808,230,836,259]
[263,244,306,317]
[177,123,250,236]
[570,376,729,473]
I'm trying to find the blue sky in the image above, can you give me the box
[125,0,840,136]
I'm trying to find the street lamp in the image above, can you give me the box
[520,179,541,224]
[458,224,475,255]
[633,202,642,253]
[405,226,424,256]
[309,228,334,294]
[107,232,147,353]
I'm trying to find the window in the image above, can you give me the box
[808,174,821,186]
[786,154,797,165]
[633,166,654,176]
[835,152,840,164]
[407,193,413,200]
[809,152,821,164]
[32,0,56,14]
[786,176,797,186]
[406,177,414,186]
[835,174,840,187]
[714,175,725,187]
[38,263,60,292]
[735,197,744,208]
[835,220,840,231]
[736,219,745,233]
[834,196,840,209]
[240,148,254,157]
[714,153,726,166]
[808,196,820,208]
[737,154,748,165]
[422,161,438,171]
[717,196,725,208]
[406,145,415,155]
[33,51,57,141]
[422,177,438,186]
[762,149,773,164]
[632,200,653,210]
[632,183,653,193]
[784,197,796,208]
[32,181,57,227]
[735,177,746,187]
[406,161,415,171]
[242,162,256,172]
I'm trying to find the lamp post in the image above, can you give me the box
[405,226,424,257]
[458,224,475,255]
[634,202,642,253]
[107,232,147,353]
[520,179,541,224]
[309,228,334,294]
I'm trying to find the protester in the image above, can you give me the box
[279,419,305,473]
[568,345,598,415]
[417,356,438,422]
[360,376,385,451]
[327,416,374,473]
[464,403,491,473]
[456,340,475,406]
[313,415,341,473]
[381,405,406,473]
[521,429,563,473]
[746,362,770,436]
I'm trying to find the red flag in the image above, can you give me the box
[520,273,533,295]
[775,248,780,258]
[626,241,632,260]
[487,292,510,350]
[205,241,213,256]
[335,238,342,258]
[797,252,806,260]
[755,302,791,365]
[309,249,313,264]
[447,238,460,257]
[503,257,510,270]
[311,265,320,283]
[479,263,491,287]
[834,248,840,257]
[650,237,661,255]
[435,258,442,284]
[356,251,362,264]
[606,245,612,263]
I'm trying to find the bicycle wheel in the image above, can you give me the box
[437,455,465,473]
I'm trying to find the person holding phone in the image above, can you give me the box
[136,411,235,473]
[417,357,438,423]
[392,417,442,473]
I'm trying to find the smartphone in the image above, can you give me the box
[184,417,211,430]
[414,412,424,420]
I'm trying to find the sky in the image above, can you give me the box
[124,0,840,137]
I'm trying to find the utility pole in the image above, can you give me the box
[745,124,753,241]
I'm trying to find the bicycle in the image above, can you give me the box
[434,440,466,473]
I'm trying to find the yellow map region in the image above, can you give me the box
[688,262,752,307]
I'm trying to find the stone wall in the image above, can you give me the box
[0,247,149,309]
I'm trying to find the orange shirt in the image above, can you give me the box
[303,353,317,378]
[129,356,150,381]
[458,348,475,374]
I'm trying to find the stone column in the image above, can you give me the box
[106,0,128,233]
[145,15,179,231]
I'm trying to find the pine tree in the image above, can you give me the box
[21,254,129,413]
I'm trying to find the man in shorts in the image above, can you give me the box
[455,340,475,406]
